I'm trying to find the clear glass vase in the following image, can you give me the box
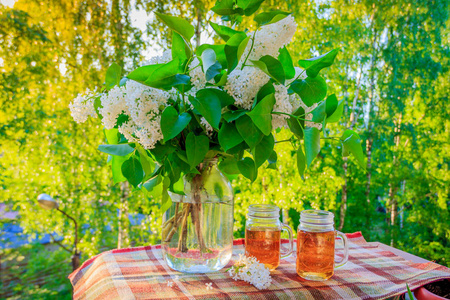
[161,159,234,273]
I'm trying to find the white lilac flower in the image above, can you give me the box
[69,88,98,123]
[228,254,272,290]
[205,282,213,290]
[121,80,168,149]
[272,84,293,130]
[167,281,173,287]
[224,66,270,110]
[188,57,206,92]
[99,85,127,129]
[200,117,214,137]
[240,15,297,65]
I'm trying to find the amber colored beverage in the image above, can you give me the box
[296,230,336,280]
[245,227,281,270]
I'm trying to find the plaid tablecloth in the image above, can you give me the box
[69,232,450,299]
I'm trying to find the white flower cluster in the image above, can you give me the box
[70,79,170,149]
[240,15,297,63]
[228,254,272,290]
[224,66,270,110]
[189,57,207,92]
[272,84,292,129]
[69,88,98,123]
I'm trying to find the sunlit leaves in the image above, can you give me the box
[155,12,194,43]
[289,76,327,107]
[251,55,286,84]
[160,106,191,141]
[235,115,264,148]
[254,11,290,25]
[219,122,244,151]
[105,63,121,90]
[298,49,339,78]
[201,48,222,81]
[98,144,134,156]
[185,132,210,169]
[224,32,250,72]
[341,130,366,169]
[121,156,143,188]
[304,127,321,167]
[247,93,275,135]
[237,157,257,182]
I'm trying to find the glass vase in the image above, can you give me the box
[161,159,234,273]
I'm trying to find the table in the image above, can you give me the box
[69,232,450,300]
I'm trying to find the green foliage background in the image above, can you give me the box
[0,0,448,298]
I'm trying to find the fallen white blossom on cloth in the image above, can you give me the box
[227,254,272,290]
[167,281,173,287]
[205,282,213,290]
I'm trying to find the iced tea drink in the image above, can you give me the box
[245,204,293,271]
[296,210,348,281]
[296,230,336,280]
[245,227,281,270]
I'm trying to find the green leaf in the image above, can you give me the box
[247,93,276,135]
[185,132,210,169]
[144,60,190,90]
[256,81,275,106]
[298,49,339,78]
[136,145,155,181]
[254,11,290,25]
[267,150,277,169]
[151,142,176,161]
[143,175,162,192]
[311,100,327,123]
[172,32,191,63]
[237,157,257,182]
[112,155,128,184]
[235,114,264,148]
[304,127,321,167]
[209,22,241,42]
[252,133,274,167]
[219,122,244,151]
[287,106,305,139]
[211,0,236,15]
[160,106,192,141]
[290,76,327,107]
[104,128,119,144]
[105,62,122,90]
[142,175,163,198]
[155,12,194,43]
[98,144,134,156]
[224,32,249,72]
[250,55,285,84]
[222,110,247,122]
[197,87,234,108]
[341,130,366,169]
[297,146,306,180]
[406,284,414,300]
[327,97,344,123]
[161,177,172,213]
[121,156,144,188]
[278,47,295,80]
[219,157,240,174]
[201,48,222,81]
[190,91,222,129]
[325,94,338,117]
[127,64,164,83]
[237,0,265,15]
[196,44,228,69]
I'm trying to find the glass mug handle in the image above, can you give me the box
[280,223,294,259]
[335,231,349,268]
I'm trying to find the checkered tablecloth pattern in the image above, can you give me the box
[69,232,450,299]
